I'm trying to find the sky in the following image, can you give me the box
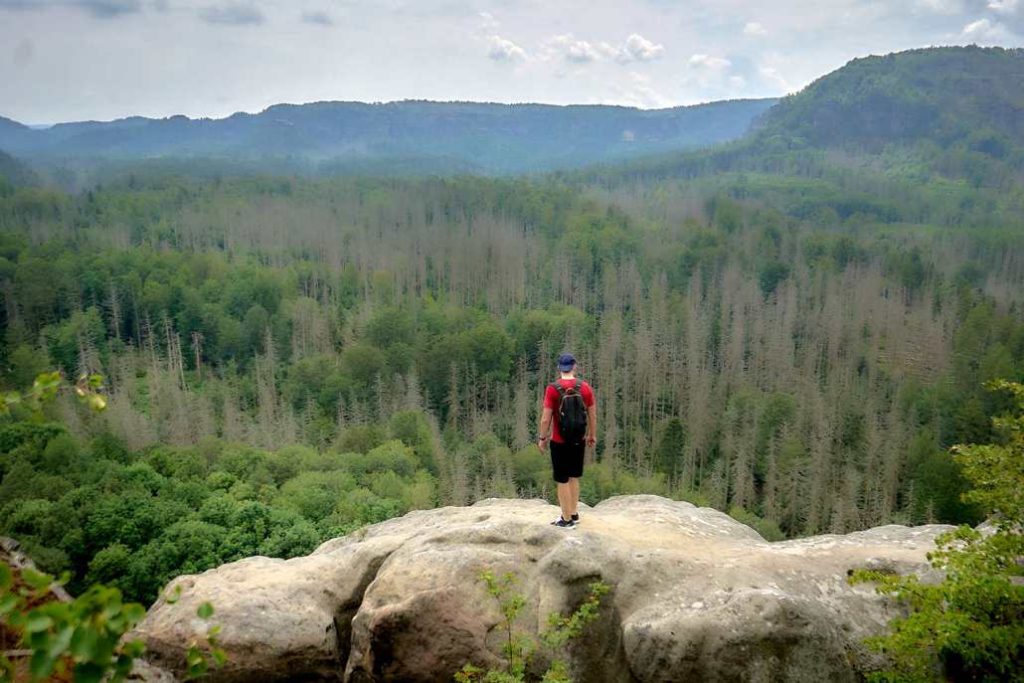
[2,0,1022,124]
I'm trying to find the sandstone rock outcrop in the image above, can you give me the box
[133,495,951,682]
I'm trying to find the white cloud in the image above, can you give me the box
[961,17,1013,42]
[681,50,795,100]
[546,34,607,63]
[962,17,991,35]
[683,53,744,99]
[758,65,794,92]
[613,71,674,108]
[487,34,527,62]
[618,33,664,62]
[984,0,1024,37]
[915,0,965,14]
[566,41,602,63]
[478,11,498,31]
[742,21,766,36]
[689,53,732,69]
[544,32,663,65]
[986,0,1019,13]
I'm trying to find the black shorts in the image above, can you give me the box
[550,439,585,483]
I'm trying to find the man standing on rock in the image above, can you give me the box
[538,353,597,528]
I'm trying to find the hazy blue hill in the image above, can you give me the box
[0,149,38,187]
[0,116,29,131]
[0,98,776,175]
[0,117,32,149]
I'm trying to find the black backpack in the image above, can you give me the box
[552,380,588,444]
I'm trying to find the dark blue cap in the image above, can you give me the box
[557,353,576,372]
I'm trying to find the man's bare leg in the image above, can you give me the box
[568,477,580,517]
[556,481,573,521]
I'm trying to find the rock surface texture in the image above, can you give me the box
[133,496,951,682]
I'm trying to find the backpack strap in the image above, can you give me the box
[551,380,582,397]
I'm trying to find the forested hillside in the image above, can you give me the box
[1,46,1022,606]
[0,151,38,190]
[756,46,1024,149]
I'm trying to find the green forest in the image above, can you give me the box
[1,46,1023,613]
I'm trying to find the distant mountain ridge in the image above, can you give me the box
[5,46,1021,184]
[0,99,777,175]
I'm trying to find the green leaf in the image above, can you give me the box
[0,593,20,616]
[73,661,106,683]
[0,563,13,592]
[21,568,53,592]
[29,648,56,679]
[121,603,146,623]
[47,624,74,659]
[24,612,54,633]
[122,639,146,658]
[70,625,100,660]
[196,602,214,620]
[112,652,137,679]
[164,585,182,604]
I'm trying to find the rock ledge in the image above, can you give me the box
[134,495,951,682]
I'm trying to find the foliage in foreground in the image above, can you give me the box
[0,371,106,418]
[455,570,610,683]
[0,561,226,683]
[851,380,1024,682]
[0,562,145,682]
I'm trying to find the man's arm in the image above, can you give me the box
[586,405,597,446]
[538,407,553,451]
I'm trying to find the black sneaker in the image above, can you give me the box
[551,517,576,528]
[571,513,580,523]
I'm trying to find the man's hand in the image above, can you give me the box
[585,405,598,449]
[537,437,549,452]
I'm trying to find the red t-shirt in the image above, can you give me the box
[544,378,595,443]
